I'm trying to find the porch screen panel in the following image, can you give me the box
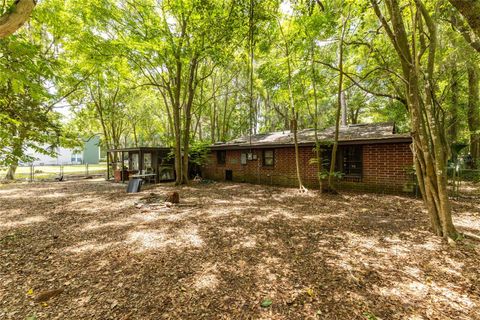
[131,153,139,171]
[144,153,152,172]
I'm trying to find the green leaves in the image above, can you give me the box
[260,298,273,308]
[0,2,73,170]
[362,311,378,320]
[0,0,475,179]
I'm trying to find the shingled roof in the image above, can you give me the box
[211,122,411,150]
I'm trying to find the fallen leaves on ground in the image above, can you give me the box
[0,179,479,319]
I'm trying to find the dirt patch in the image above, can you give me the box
[0,179,479,319]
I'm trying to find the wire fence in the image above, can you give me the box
[448,168,480,199]
[2,163,478,199]
[1,163,107,182]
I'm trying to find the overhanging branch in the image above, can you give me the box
[315,60,407,106]
[0,0,36,38]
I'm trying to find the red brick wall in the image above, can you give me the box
[202,142,414,194]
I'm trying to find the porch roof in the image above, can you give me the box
[107,147,171,153]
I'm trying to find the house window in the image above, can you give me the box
[241,153,247,165]
[263,149,274,167]
[317,146,362,178]
[342,146,362,177]
[217,150,226,165]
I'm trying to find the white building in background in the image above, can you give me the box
[26,136,101,166]
[28,147,81,165]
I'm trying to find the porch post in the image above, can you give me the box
[106,151,110,180]
[121,151,125,183]
[155,151,158,183]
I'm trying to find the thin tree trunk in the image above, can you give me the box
[340,91,347,126]
[158,88,175,142]
[132,122,138,147]
[216,76,222,141]
[211,75,217,143]
[173,58,183,185]
[249,0,255,143]
[4,132,25,180]
[328,13,347,191]
[351,107,360,124]
[181,55,199,184]
[222,81,237,140]
[221,83,230,141]
[193,73,205,140]
[467,64,480,167]
[449,63,459,143]
[279,20,306,191]
[311,45,323,191]
[168,19,188,185]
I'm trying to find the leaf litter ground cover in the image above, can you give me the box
[0,179,479,319]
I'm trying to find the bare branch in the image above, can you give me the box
[315,60,407,105]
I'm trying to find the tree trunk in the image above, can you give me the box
[467,64,480,167]
[249,0,255,143]
[221,83,229,141]
[4,134,24,180]
[371,0,458,239]
[350,107,360,124]
[5,164,17,180]
[328,13,347,190]
[448,63,459,143]
[132,123,138,147]
[0,0,36,38]
[173,106,182,185]
[340,91,347,126]
[193,77,204,141]
[210,75,217,143]
[225,77,240,137]
[279,20,306,191]
[311,44,323,191]
[181,56,199,184]
[173,58,183,185]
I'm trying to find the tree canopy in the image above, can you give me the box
[1,0,479,239]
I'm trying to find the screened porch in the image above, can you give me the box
[106,147,175,183]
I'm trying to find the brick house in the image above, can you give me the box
[201,122,415,194]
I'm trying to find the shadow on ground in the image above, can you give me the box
[0,179,479,319]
